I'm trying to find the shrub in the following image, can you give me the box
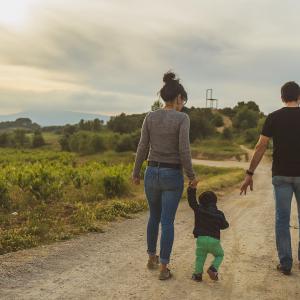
[212,113,224,127]
[13,129,31,148]
[115,135,134,152]
[244,128,259,144]
[32,130,46,148]
[0,175,10,210]
[232,107,260,130]
[103,175,129,198]
[59,134,71,151]
[0,132,8,147]
[16,164,64,202]
[68,132,105,154]
[188,108,216,142]
[0,229,38,255]
[71,203,97,231]
[221,128,233,140]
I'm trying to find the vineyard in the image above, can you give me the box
[0,149,244,255]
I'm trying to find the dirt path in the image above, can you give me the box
[1,158,300,300]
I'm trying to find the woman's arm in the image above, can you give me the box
[132,113,150,182]
[179,114,196,182]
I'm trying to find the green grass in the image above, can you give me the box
[191,138,248,161]
[77,150,135,165]
[41,132,62,151]
[0,148,244,255]
[192,164,244,193]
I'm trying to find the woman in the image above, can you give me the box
[132,71,197,280]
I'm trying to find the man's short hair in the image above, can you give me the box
[281,81,300,102]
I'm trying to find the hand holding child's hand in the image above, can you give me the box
[132,176,140,185]
[189,178,199,189]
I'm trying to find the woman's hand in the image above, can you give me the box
[188,178,198,188]
[132,176,140,185]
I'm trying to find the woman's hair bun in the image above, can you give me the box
[163,71,177,84]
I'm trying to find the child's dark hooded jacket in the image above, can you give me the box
[187,187,229,240]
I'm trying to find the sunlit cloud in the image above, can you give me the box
[0,0,300,116]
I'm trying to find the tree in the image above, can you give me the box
[59,135,70,151]
[63,124,77,135]
[13,129,29,147]
[221,128,233,140]
[219,107,235,119]
[32,130,45,148]
[0,133,8,147]
[92,118,102,131]
[107,113,146,134]
[212,113,224,127]
[15,118,32,127]
[187,108,215,142]
[233,101,260,114]
[151,100,163,111]
[232,107,260,130]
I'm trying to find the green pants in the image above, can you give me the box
[195,236,224,274]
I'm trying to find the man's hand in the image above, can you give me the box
[132,176,140,185]
[240,175,253,195]
[189,178,199,188]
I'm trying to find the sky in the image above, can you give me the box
[0,0,299,116]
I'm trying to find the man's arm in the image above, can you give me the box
[240,135,270,195]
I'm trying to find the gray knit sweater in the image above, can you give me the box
[133,109,195,180]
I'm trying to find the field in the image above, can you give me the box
[191,139,249,161]
[0,148,244,255]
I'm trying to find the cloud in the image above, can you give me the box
[0,0,300,115]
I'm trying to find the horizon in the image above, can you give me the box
[1,0,299,116]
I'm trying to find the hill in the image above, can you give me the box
[0,110,110,126]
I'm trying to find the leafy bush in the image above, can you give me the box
[103,175,129,198]
[221,128,233,140]
[107,113,146,134]
[244,128,259,144]
[71,203,98,231]
[32,130,45,148]
[115,131,140,152]
[232,107,260,130]
[68,131,105,154]
[188,108,216,142]
[0,229,38,255]
[212,113,224,127]
[0,174,10,210]
[16,163,64,202]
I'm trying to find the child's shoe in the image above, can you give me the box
[207,266,219,281]
[192,273,202,282]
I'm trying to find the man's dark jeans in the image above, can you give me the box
[272,176,300,270]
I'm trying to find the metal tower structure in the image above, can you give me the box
[206,89,218,109]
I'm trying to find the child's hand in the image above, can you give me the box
[132,176,140,185]
[188,178,198,188]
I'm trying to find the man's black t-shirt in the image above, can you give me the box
[261,107,300,177]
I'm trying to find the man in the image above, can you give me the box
[240,81,300,275]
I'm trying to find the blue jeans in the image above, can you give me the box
[272,176,300,270]
[144,166,184,264]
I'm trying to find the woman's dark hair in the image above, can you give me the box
[160,71,188,102]
[281,81,300,102]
